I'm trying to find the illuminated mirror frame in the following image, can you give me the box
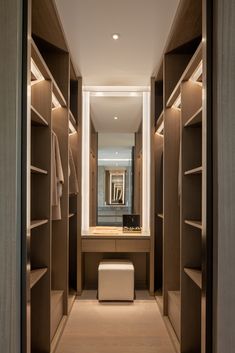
[82,86,151,233]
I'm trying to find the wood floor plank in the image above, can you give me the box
[55,292,176,353]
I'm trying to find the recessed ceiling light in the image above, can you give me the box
[112,33,120,40]
[114,116,118,120]
[116,152,118,155]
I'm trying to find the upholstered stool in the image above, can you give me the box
[98,260,134,301]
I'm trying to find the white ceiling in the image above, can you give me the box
[91,96,142,133]
[55,0,179,85]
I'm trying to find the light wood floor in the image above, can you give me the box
[55,291,176,353]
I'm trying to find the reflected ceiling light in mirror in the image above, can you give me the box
[114,116,118,120]
[112,33,120,40]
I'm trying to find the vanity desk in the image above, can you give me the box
[81,227,151,253]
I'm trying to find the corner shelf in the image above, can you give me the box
[31,105,49,126]
[31,165,48,175]
[30,268,47,289]
[184,268,202,289]
[184,107,202,127]
[184,166,202,175]
[30,219,48,229]
[185,220,202,230]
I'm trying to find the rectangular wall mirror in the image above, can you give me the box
[90,95,142,227]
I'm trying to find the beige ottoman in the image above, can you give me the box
[98,260,134,301]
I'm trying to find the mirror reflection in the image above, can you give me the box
[90,96,142,227]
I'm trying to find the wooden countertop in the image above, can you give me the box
[82,226,150,239]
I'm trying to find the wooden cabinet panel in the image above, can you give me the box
[116,239,150,253]
[82,239,116,252]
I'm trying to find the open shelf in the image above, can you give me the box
[166,43,202,108]
[184,107,202,127]
[30,219,48,229]
[30,268,47,289]
[31,165,48,175]
[184,166,202,175]
[31,105,48,126]
[31,39,67,107]
[184,268,202,289]
[185,220,202,230]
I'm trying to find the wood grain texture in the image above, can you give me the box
[213,1,235,353]
[0,1,23,352]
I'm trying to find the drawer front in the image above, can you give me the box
[115,239,150,252]
[82,239,116,252]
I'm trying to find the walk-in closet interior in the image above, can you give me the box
[22,0,212,353]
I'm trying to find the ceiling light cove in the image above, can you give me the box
[112,33,120,41]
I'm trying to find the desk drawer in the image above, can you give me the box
[116,239,150,252]
[82,239,116,252]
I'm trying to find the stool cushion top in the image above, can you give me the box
[98,260,134,271]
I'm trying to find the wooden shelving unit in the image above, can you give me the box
[152,1,209,352]
[25,1,83,352]
[180,37,203,353]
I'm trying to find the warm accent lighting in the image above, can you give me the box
[112,33,120,40]
[156,121,164,135]
[69,120,76,134]
[172,94,181,110]
[191,61,203,84]
[52,93,61,110]
[114,116,118,120]
[31,58,44,84]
